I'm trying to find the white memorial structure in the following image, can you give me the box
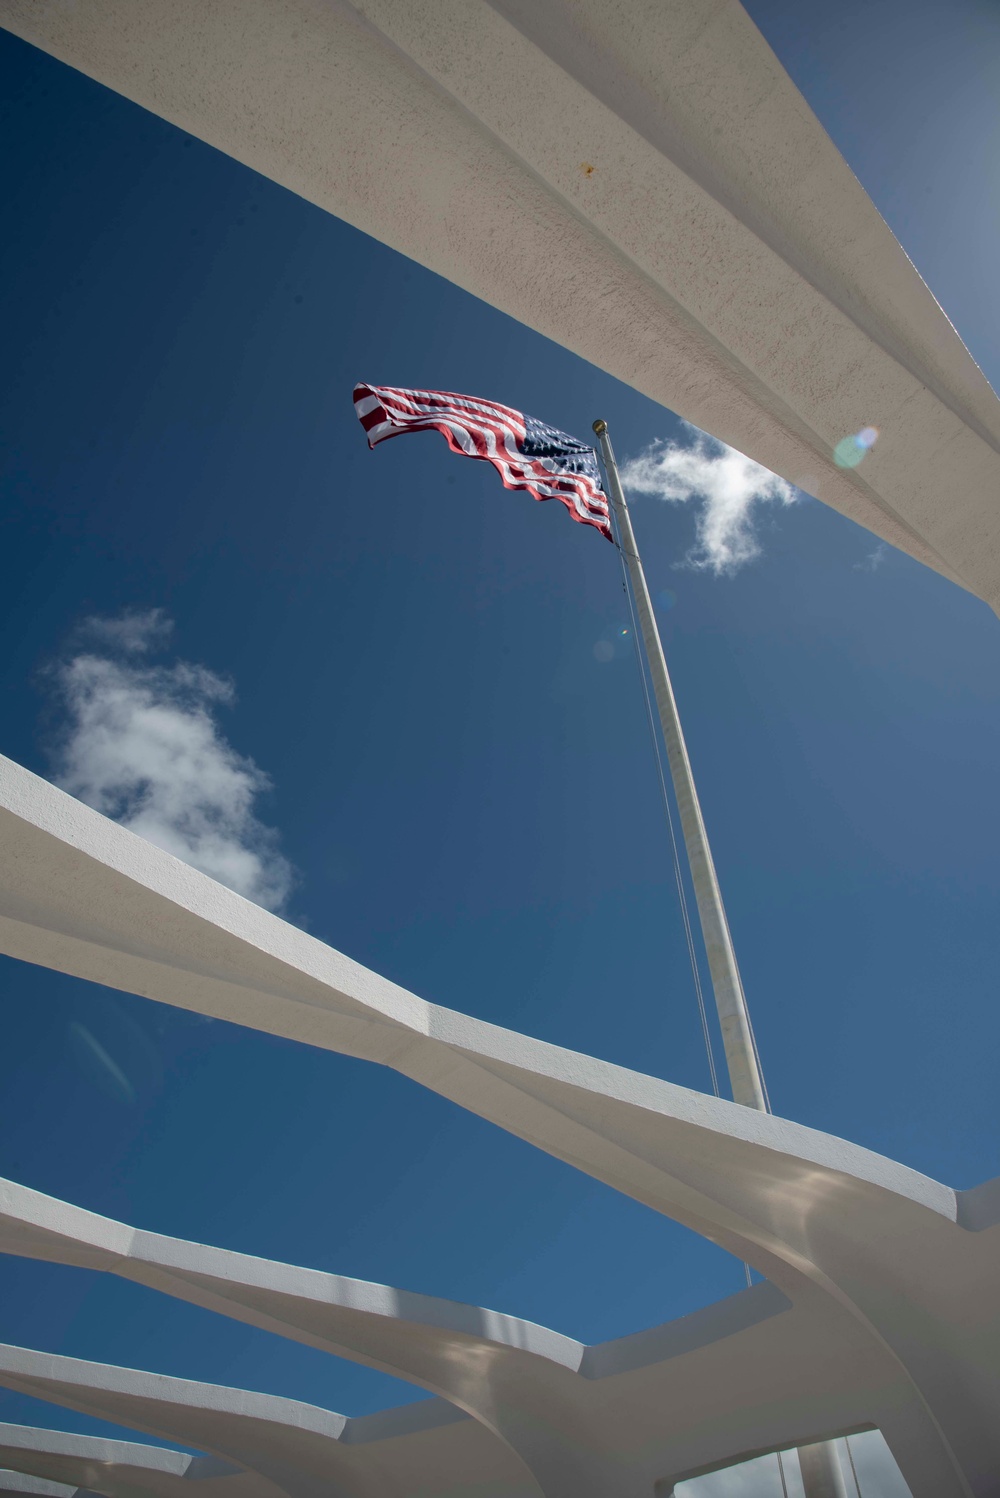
[1,3,999,1496]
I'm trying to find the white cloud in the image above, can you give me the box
[855,542,888,573]
[51,613,293,912]
[621,427,797,575]
[77,606,174,654]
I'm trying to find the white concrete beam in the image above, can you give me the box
[0,1473,76,1498]
[1,758,997,1492]
[0,1349,526,1498]
[2,0,999,610]
[0,1424,259,1498]
[0,1178,898,1496]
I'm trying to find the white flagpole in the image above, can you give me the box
[592,420,849,1498]
[593,419,766,1112]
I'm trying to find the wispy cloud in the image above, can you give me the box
[621,426,797,575]
[51,610,293,911]
[76,605,174,654]
[855,542,888,573]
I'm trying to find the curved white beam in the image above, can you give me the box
[1,0,998,608]
[0,1179,898,1495]
[1,758,997,1493]
[0,1349,525,1498]
[0,1348,529,1498]
[0,1475,75,1498]
[0,1424,264,1498]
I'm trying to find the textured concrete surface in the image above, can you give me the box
[1,0,999,611]
[1,756,998,1493]
[0,1179,898,1496]
[0,1472,78,1498]
[0,1355,524,1498]
[0,1422,287,1498]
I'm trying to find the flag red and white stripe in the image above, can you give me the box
[353,383,612,541]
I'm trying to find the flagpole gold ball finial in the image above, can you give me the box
[592,419,608,436]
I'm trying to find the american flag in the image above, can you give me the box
[353,383,612,541]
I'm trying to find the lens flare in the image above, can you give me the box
[834,426,879,469]
[657,588,677,611]
[593,640,614,663]
[68,1022,136,1104]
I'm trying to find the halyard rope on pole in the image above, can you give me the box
[594,421,849,1498]
[609,450,753,1288]
[593,420,769,1112]
[609,495,722,1100]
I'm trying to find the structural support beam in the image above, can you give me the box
[0,1352,522,1498]
[1,0,999,611]
[0,1178,903,1497]
[1,757,999,1493]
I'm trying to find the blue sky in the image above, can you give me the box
[0,2,998,1492]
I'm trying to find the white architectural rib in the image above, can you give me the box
[0,1474,76,1498]
[1,0,998,608]
[0,1424,266,1498]
[2,757,999,1493]
[0,1350,528,1498]
[0,1179,900,1495]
